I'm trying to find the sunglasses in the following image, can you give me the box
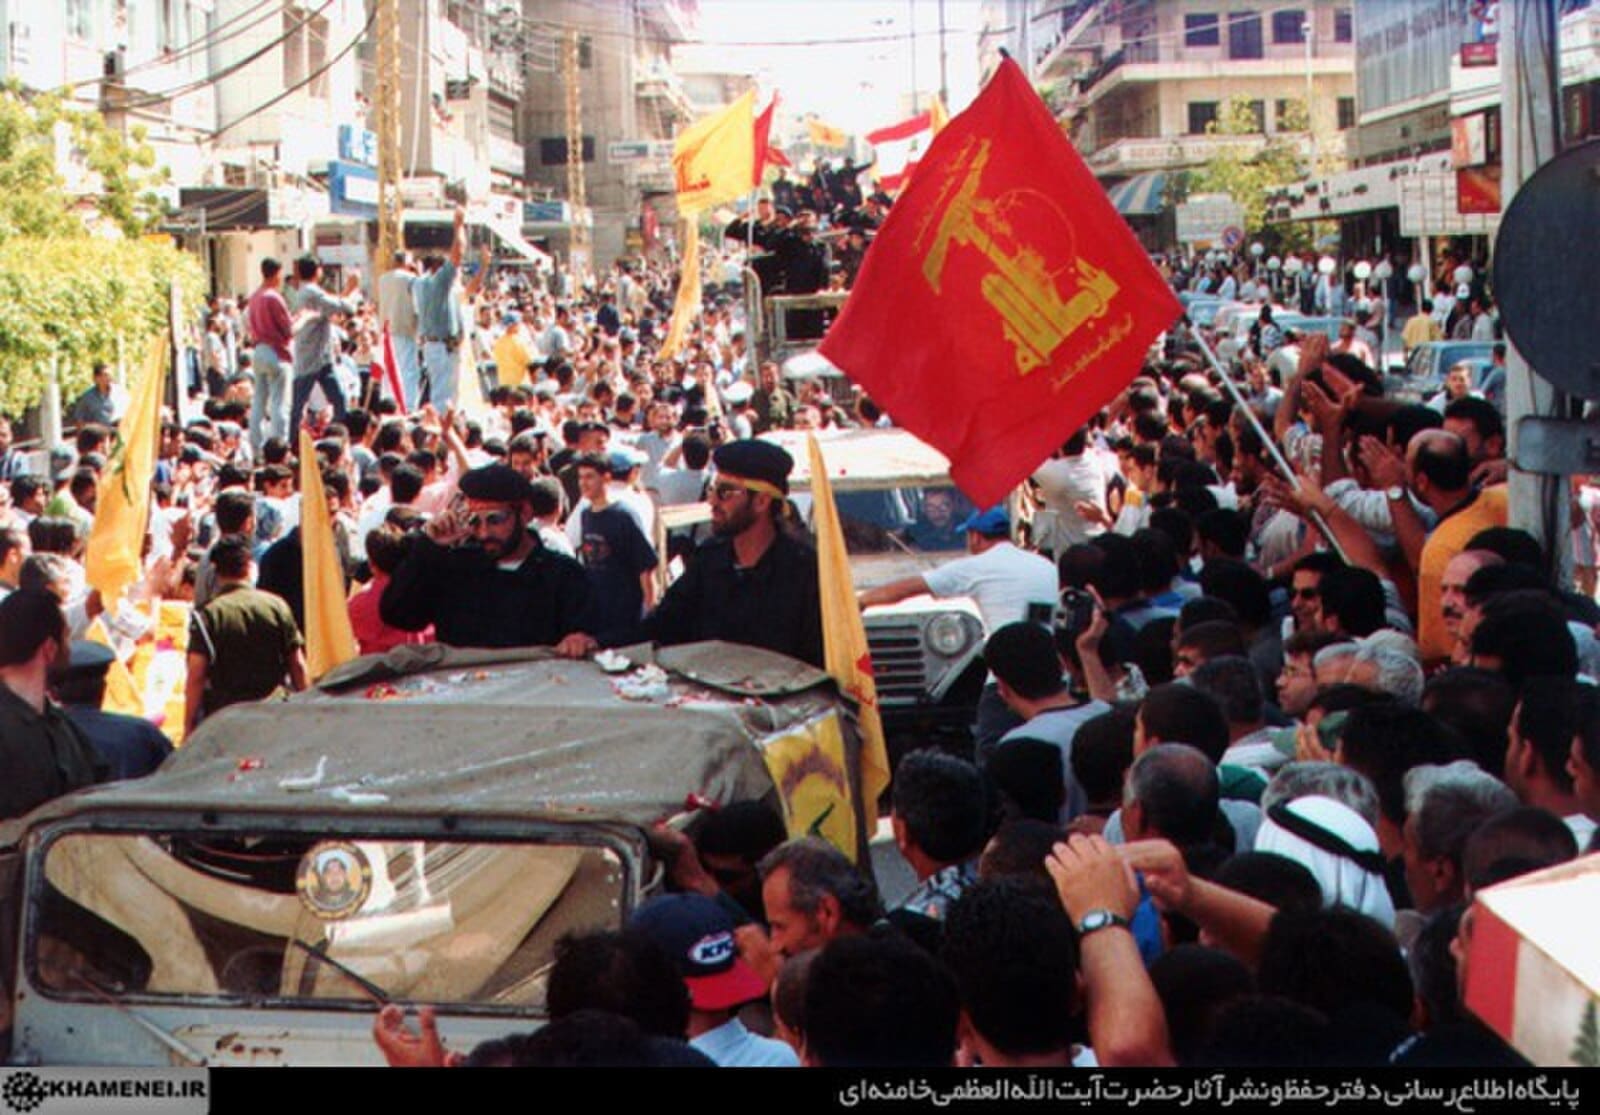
[463,509,515,529]
[709,483,753,502]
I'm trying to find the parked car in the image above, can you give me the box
[1384,340,1496,401]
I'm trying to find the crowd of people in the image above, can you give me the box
[4,203,1600,1068]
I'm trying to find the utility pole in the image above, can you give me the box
[938,0,949,107]
[374,0,404,272]
[564,29,590,284]
[1500,0,1568,581]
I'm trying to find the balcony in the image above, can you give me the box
[635,60,694,121]
[490,135,525,178]
[1081,49,1353,102]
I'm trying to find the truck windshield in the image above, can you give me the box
[31,831,624,1011]
[795,484,974,556]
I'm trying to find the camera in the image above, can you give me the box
[1053,589,1097,640]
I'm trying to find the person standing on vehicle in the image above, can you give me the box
[579,440,823,667]
[289,257,362,434]
[413,207,467,410]
[380,463,596,653]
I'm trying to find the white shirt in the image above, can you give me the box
[921,542,1058,636]
[1032,455,1106,552]
[690,1018,799,1067]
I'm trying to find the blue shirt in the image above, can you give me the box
[412,261,460,340]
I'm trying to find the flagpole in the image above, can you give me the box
[1191,332,1350,564]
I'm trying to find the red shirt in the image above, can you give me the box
[247,285,295,361]
[348,572,431,654]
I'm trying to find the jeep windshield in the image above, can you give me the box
[817,484,976,556]
[30,827,626,1012]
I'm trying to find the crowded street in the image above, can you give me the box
[2,0,1599,1082]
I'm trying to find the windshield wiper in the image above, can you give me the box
[289,938,392,1004]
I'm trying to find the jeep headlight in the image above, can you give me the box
[925,614,971,657]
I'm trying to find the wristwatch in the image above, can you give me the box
[1384,485,1406,501]
[1076,908,1132,938]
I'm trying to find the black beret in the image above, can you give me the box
[457,463,532,504]
[713,439,795,495]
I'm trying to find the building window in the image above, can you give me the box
[1245,100,1266,132]
[539,137,595,166]
[1337,97,1357,130]
[306,13,329,98]
[65,0,94,42]
[1184,13,1220,47]
[1188,101,1219,134]
[1228,11,1264,59]
[1272,11,1306,43]
[579,36,593,69]
[1334,8,1354,43]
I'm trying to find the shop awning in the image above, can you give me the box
[1105,171,1168,217]
[485,214,552,270]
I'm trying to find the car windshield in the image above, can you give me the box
[795,484,975,555]
[31,830,625,1011]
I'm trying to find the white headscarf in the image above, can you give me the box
[1254,794,1397,928]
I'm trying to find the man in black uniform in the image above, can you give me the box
[724,199,787,298]
[773,212,831,339]
[54,641,172,781]
[381,464,595,653]
[0,590,106,821]
[586,440,823,668]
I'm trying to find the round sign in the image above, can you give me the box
[1353,261,1373,281]
[1317,256,1337,276]
[1220,226,1245,251]
[1407,263,1428,284]
[296,841,373,920]
[1493,139,1600,399]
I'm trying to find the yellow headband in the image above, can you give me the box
[720,475,786,499]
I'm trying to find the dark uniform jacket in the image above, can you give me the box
[617,530,824,668]
[381,531,594,648]
[0,683,107,821]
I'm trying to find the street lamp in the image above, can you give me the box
[1372,259,1394,351]
[1303,19,1316,169]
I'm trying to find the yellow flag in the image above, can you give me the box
[85,335,168,604]
[805,435,891,826]
[659,222,701,362]
[298,431,358,679]
[807,118,849,148]
[929,95,949,136]
[674,90,757,214]
[85,617,143,719]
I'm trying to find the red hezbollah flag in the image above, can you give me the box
[821,59,1181,507]
[752,95,789,185]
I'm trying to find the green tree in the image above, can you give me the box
[0,81,169,241]
[0,81,196,415]
[1574,999,1600,1067]
[1188,95,1312,247]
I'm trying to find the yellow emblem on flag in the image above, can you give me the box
[761,713,859,862]
[807,435,890,828]
[85,335,169,605]
[915,136,1121,381]
[299,431,358,680]
[674,91,757,214]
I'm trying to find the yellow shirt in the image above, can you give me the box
[1402,312,1442,353]
[1418,484,1508,662]
[492,328,535,389]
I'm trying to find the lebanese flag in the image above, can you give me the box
[820,58,1181,507]
[380,321,408,412]
[866,111,934,194]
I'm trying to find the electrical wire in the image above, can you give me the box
[109,0,341,113]
[60,0,287,94]
[210,3,376,140]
